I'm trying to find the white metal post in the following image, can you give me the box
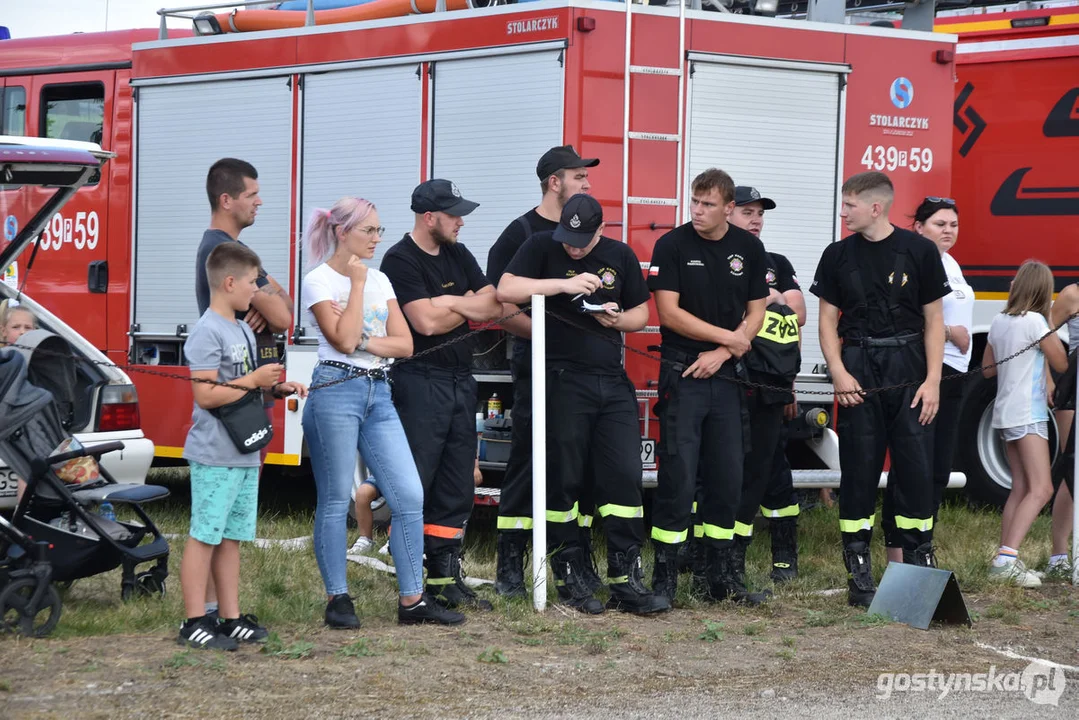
[531,294,548,610]
[1072,355,1078,586]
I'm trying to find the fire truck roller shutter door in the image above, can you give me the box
[134,77,293,335]
[430,49,564,275]
[684,59,845,376]
[300,63,422,274]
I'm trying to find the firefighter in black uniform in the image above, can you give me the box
[486,145,601,599]
[497,194,669,616]
[381,179,503,611]
[727,186,806,585]
[810,171,948,607]
[648,169,769,605]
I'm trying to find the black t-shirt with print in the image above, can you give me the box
[810,227,949,339]
[647,222,769,356]
[504,233,650,374]
[766,252,800,294]
[380,234,490,369]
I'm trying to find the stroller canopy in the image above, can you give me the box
[0,347,68,484]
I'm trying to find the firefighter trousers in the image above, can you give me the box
[651,359,745,550]
[735,392,786,539]
[391,362,477,552]
[760,418,800,520]
[497,349,595,536]
[837,341,934,553]
[545,370,644,563]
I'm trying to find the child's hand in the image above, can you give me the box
[251,362,284,389]
[275,381,308,399]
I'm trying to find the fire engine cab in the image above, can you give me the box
[0,1,959,496]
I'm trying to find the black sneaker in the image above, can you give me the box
[325,594,361,629]
[177,616,238,651]
[398,594,467,626]
[218,613,270,644]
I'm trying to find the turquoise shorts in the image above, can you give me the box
[189,461,259,545]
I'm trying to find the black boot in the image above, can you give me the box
[552,547,604,614]
[689,538,709,598]
[902,542,938,568]
[578,525,605,593]
[704,544,770,605]
[426,547,493,611]
[650,543,681,603]
[729,537,772,606]
[843,541,877,608]
[769,517,799,584]
[607,546,671,615]
[676,539,694,574]
[495,532,527,599]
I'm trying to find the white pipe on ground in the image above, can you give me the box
[531,294,547,611]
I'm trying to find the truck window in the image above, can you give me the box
[41,82,105,184]
[2,86,26,135]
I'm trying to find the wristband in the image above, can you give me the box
[359,333,370,352]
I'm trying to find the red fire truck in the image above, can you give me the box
[0,1,957,494]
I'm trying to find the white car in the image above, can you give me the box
[0,136,154,509]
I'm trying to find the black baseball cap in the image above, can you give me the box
[536,145,600,181]
[734,186,777,210]
[553,194,603,248]
[410,178,479,216]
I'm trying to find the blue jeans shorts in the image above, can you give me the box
[189,461,260,545]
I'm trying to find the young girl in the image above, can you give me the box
[983,260,1069,587]
[301,197,464,628]
[1,302,38,346]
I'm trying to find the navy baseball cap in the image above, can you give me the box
[734,186,776,210]
[536,145,600,181]
[553,194,603,248]
[410,179,479,216]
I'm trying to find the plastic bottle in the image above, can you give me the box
[475,412,485,433]
[487,393,502,420]
[99,501,117,522]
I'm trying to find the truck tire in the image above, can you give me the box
[957,374,1058,509]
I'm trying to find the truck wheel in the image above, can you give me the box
[957,374,1058,509]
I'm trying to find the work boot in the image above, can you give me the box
[689,539,709,598]
[607,546,671,615]
[578,525,605,593]
[769,517,799,584]
[843,541,877,608]
[426,547,493,611]
[903,542,938,569]
[494,532,527,599]
[552,547,604,614]
[704,544,770,605]
[729,537,772,605]
[650,543,681,603]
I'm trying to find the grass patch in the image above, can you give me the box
[262,633,315,660]
[781,636,796,647]
[0,680,11,692]
[743,622,766,636]
[339,638,381,658]
[699,620,725,643]
[477,647,508,664]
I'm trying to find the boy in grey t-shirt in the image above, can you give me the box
[178,243,306,651]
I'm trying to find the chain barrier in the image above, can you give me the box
[3,305,1073,399]
[545,308,1079,398]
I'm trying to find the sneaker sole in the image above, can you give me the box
[176,637,238,651]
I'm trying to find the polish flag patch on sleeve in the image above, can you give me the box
[648,265,660,276]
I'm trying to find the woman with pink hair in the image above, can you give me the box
[301,197,464,628]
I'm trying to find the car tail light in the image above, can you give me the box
[98,384,141,432]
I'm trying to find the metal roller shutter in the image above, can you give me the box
[134,76,293,335]
[685,59,845,371]
[300,63,422,275]
[431,49,565,275]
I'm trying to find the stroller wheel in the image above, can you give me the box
[126,571,166,600]
[0,578,63,638]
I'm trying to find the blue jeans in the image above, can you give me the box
[303,364,424,597]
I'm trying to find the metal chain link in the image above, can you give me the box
[544,308,1079,398]
[3,306,533,395]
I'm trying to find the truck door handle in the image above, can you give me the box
[88,260,108,294]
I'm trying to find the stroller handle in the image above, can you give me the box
[45,440,126,466]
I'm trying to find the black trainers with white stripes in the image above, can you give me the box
[217,613,270,644]
[177,616,239,651]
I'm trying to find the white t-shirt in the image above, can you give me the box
[302,263,396,369]
[988,311,1049,429]
[941,252,974,372]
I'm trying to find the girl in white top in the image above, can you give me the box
[902,198,973,565]
[983,261,1069,587]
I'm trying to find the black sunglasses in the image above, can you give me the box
[925,196,956,206]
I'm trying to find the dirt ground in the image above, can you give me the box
[3,587,1078,719]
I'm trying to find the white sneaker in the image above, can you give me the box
[378,541,390,556]
[348,536,375,556]
[989,559,1042,588]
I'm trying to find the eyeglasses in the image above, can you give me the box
[359,226,386,237]
[924,196,956,206]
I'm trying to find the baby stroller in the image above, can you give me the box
[0,342,170,637]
